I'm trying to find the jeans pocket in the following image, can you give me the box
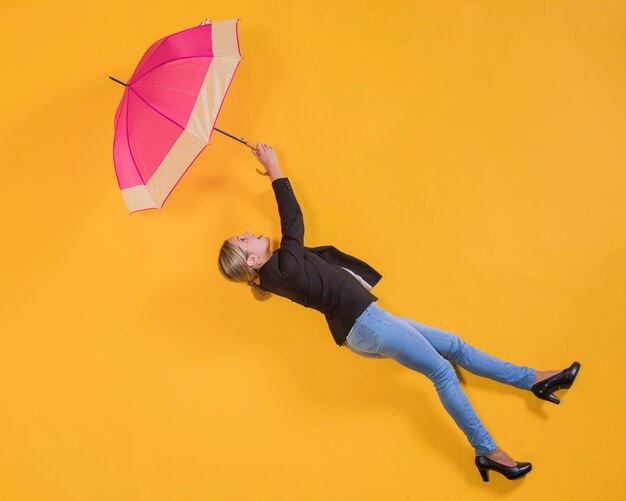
[346,322,381,356]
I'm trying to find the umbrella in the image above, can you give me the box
[110,18,261,214]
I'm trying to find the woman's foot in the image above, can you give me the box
[484,446,517,467]
[533,369,561,384]
[531,362,581,404]
[475,450,532,481]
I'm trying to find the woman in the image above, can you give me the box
[217,143,581,482]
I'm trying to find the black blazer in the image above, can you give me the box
[258,177,382,346]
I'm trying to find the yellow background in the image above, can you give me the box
[1,0,625,499]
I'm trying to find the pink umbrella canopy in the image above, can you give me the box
[111,19,242,214]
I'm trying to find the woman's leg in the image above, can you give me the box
[346,304,498,456]
[394,315,536,390]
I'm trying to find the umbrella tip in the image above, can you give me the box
[109,76,128,87]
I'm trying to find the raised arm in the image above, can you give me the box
[252,144,304,277]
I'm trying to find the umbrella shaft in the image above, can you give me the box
[214,127,247,145]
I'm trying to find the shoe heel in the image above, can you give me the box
[478,468,489,482]
[545,392,560,405]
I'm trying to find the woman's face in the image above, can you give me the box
[227,230,270,257]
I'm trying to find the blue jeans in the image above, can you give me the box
[344,302,536,456]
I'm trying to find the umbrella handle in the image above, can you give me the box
[245,141,269,176]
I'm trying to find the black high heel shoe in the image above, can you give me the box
[475,455,532,482]
[531,361,581,404]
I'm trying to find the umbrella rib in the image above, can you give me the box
[128,86,185,130]
[125,93,146,185]
[131,55,212,86]
[130,37,168,83]
[112,93,127,188]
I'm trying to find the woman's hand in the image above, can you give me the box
[251,143,283,181]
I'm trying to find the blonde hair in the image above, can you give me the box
[217,239,272,301]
